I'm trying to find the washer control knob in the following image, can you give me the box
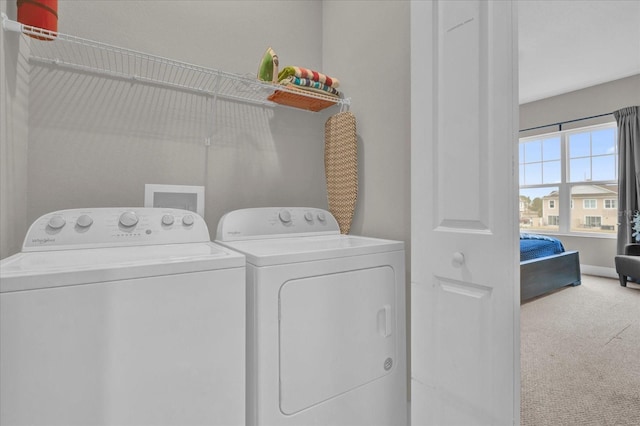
[279,210,292,224]
[182,214,195,226]
[304,212,314,222]
[161,214,175,226]
[317,212,326,222]
[48,215,66,229]
[119,211,139,227]
[76,214,93,228]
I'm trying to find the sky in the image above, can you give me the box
[519,126,617,200]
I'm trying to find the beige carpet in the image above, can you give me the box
[521,274,640,425]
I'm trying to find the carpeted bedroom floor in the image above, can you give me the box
[521,274,640,425]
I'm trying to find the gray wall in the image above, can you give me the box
[519,74,640,275]
[3,0,635,275]
[323,1,410,245]
[0,0,29,259]
[27,0,332,239]
[1,0,328,256]
[0,0,412,263]
[520,74,640,133]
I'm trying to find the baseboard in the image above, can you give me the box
[580,264,617,279]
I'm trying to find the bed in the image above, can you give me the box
[520,233,581,303]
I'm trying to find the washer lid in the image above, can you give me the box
[218,234,403,267]
[0,242,245,293]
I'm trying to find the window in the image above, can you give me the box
[520,136,561,185]
[569,128,617,182]
[519,123,618,236]
[584,216,602,228]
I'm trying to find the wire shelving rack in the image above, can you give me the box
[1,14,349,110]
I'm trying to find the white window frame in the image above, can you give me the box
[583,199,597,209]
[604,199,616,209]
[548,200,555,209]
[519,122,617,237]
[584,216,602,228]
[548,215,560,226]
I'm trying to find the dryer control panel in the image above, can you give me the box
[22,208,210,251]
[216,207,341,241]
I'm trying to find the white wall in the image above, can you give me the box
[519,74,640,275]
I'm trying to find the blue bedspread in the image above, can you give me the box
[520,233,565,261]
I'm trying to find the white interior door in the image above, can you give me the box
[410,1,519,425]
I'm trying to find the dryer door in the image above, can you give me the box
[279,266,396,414]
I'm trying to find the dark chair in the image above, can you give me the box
[614,243,640,287]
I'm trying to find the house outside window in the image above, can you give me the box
[519,123,617,236]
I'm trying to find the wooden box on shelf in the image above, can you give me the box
[268,88,338,112]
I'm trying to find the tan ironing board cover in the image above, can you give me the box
[324,111,357,234]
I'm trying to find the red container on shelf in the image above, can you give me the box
[17,0,58,40]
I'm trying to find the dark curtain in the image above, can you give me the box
[615,106,640,254]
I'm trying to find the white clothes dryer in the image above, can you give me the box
[0,208,245,426]
[216,207,407,426]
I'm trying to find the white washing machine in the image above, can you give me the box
[216,207,407,426]
[0,208,246,426]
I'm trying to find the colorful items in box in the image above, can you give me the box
[278,66,342,98]
[279,76,341,97]
[278,66,340,89]
[256,47,342,99]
